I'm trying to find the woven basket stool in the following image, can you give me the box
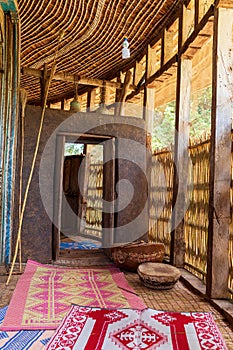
[137,262,181,290]
[110,242,165,272]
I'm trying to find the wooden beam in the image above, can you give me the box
[216,0,233,8]
[127,55,178,100]
[127,6,213,101]
[206,6,232,299]
[170,57,192,267]
[180,7,214,57]
[21,67,136,91]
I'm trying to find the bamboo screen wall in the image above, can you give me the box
[184,140,210,281]
[149,149,174,256]
[84,140,233,299]
[85,163,103,240]
[149,139,209,280]
[150,137,233,299]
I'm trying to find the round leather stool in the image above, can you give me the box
[137,262,181,290]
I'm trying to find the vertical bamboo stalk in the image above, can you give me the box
[18,88,27,272]
[6,30,65,285]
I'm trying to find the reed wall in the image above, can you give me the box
[150,137,233,299]
[85,163,103,239]
[149,149,173,256]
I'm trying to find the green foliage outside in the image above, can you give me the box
[64,143,84,156]
[189,85,212,139]
[152,101,176,150]
[152,86,212,150]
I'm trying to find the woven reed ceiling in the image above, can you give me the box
[19,0,182,104]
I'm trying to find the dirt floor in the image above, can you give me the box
[0,259,233,349]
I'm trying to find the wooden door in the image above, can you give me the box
[62,155,84,233]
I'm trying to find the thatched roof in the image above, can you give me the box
[19,0,183,104]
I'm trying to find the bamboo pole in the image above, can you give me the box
[6,30,65,285]
[18,88,27,273]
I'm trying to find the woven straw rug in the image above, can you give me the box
[0,306,54,349]
[0,260,145,331]
[46,305,228,350]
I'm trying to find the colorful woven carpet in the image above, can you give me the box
[0,260,145,331]
[0,306,54,349]
[46,305,228,350]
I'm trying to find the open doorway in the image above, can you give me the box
[60,142,103,251]
[53,133,115,260]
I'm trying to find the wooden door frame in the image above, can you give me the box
[52,132,115,260]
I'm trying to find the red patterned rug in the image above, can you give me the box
[0,260,145,331]
[45,305,228,350]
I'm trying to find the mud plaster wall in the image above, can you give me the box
[13,105,148,263]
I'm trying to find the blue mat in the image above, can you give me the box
[0,306,53,349]
[60,241,101,250]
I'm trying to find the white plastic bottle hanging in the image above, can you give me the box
[122,37,130,59]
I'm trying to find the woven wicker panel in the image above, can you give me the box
[184,140,210,282]
[85,163,103,238]
[149,148,174,256]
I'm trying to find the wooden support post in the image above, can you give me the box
[40,63,48,107]
[104,85,111,106]
[143,88,154,131]
[102,138,115,248]
[195,0,199,27]
[115,71,132,116]
[206,6,233,299]
[144,45,156,243]
[53,135,65,261]
[133,61,143,86]
[115,73,121,103]
[100,82,111,106]
[160,30,165,67]
[164,29,174,64]
[170,57,192,267]
[87,87,96,111]
[143,44,156,132]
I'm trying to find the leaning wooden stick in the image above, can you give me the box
[6,30,65,285]
[18,88,27,273]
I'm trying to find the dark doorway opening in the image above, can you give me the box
[53,134,115,260]
[60,142,103,251]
